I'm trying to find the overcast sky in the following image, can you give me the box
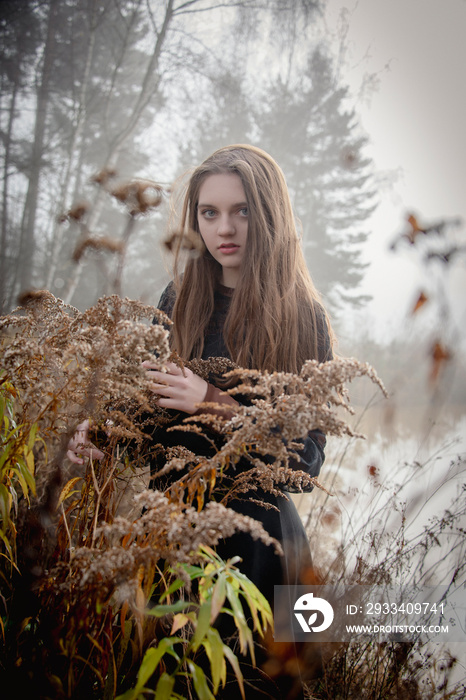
[323,0,466,342]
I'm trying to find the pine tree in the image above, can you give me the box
[256,48,377,311]
[178,46,376,313]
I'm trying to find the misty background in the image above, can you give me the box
[2,3,466,683]
[1,0,465,441]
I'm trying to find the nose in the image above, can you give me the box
[217,214,235,235]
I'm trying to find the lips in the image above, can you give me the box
[218,243,240,254]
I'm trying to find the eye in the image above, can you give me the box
[238,207,248,217]
[200,208,216,219]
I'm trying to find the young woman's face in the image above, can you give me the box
[197,172,248,288]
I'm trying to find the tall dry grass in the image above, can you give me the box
[299,212,466,699]
[1,177,463,699]
[0,283,384,698]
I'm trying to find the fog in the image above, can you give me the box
[1,0,465,634]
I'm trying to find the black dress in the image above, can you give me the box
[153,282,329,601]
[152,282,329,698]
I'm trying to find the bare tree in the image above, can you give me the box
[0,0,324,311]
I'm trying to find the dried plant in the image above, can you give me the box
[4,212,461,698]
[110,180,164,217]
[0,288,387,698]
[155,359,387,510]
[300,213,466,699]
[163,228,204,255]
[61,171,167,298]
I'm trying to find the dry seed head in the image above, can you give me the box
[111,180,164,216]
[91,167,118,186]
[163,229,203,255]
[57,201,90,224]
[68,202,90,222]
[17,288,56,307]
[50,490,282,603]
[72,236,124,262]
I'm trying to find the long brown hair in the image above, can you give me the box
[169,144,334,372]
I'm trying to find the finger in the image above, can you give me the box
[67,449,84,465]
[85,445,105,460]
[149,382,175,397]
[151,369,182,385]
[147,376,172,391]
[68,445,104,462]
[142,360,172,372]
[142,360,160,370]
[165,362,183,375]
[145,367,169,380]
[156,397,179,410]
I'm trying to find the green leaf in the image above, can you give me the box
[103,647,116,700]
[191,601,212,650]
[0,441,13,471]
[209,573,226,622]
[154,672,175,700]
[179,563,204,579]
[10,459,29,500]
[234,571,272,633]
[113,690,134,700]
[2,422,19,443]
[0,527,15,563]
[137,640,173,688]
[187,661,215,700]
[115,637,182,700]
[222,646,245,700]
[159,577,185,601]
[27,423,38,451]
[147,600,192,617]
[0,483,11,528]
[18,453,36,496]
[203,627,226,693]
[225,581,252,656]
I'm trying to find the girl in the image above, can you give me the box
[68,144,334,697]
[143,144,334,697]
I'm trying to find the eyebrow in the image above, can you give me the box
[197,201,248,209]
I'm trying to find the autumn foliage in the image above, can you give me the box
[0,289,385,698]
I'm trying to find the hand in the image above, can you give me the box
[67,419,105,465]
[143,360,208,414]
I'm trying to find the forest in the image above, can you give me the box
[1,0,465,698]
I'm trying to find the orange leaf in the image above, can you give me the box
[430,341,451,383]
[412,291,428,313]
[171,613,191,635]
[121,533,132,548]
[407,213,423,233]
[405,213,426,244]
[58,476,83,505]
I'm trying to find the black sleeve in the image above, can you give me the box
[281,429,325,493]
[153,281,176,331]
[157,281,176,316]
